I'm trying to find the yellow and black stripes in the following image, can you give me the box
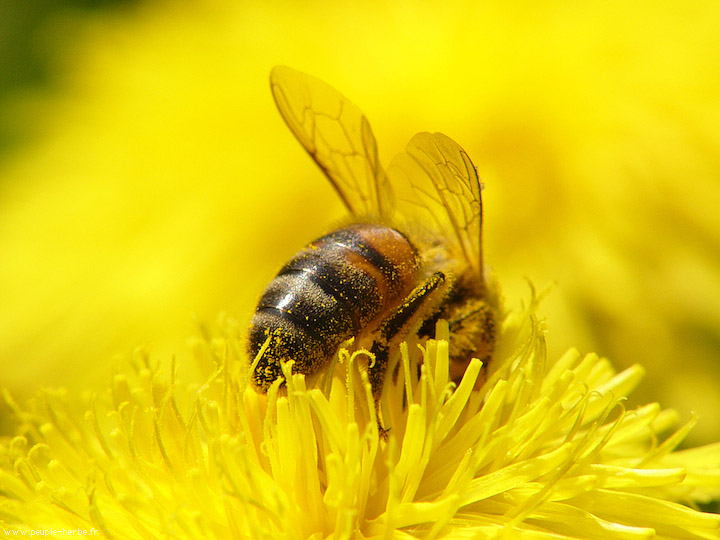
[248,223,420,391]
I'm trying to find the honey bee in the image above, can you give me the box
[248,66,496,402]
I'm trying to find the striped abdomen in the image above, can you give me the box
[248,223,419,391]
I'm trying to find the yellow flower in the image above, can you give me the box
[2,2,720,535]
[2,302,719,538]
[2,0,720,447]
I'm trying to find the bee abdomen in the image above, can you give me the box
[248,224,419,391]
[257,272,356,351]
[248,270,354,390]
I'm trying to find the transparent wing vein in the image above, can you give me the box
[388,132,484,276]
[270,66,391,217]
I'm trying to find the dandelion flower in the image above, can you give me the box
[1,301,718,539]
[3,0,720,450]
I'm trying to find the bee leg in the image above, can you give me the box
[444,299,496,386]
[368,272,449,432]
[367,343,392,439]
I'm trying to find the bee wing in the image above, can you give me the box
[388,132,484,278]
[270,66,392,218]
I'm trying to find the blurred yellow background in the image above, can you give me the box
[1,0,719,444]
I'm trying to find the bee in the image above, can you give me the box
[248,66,496,402]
